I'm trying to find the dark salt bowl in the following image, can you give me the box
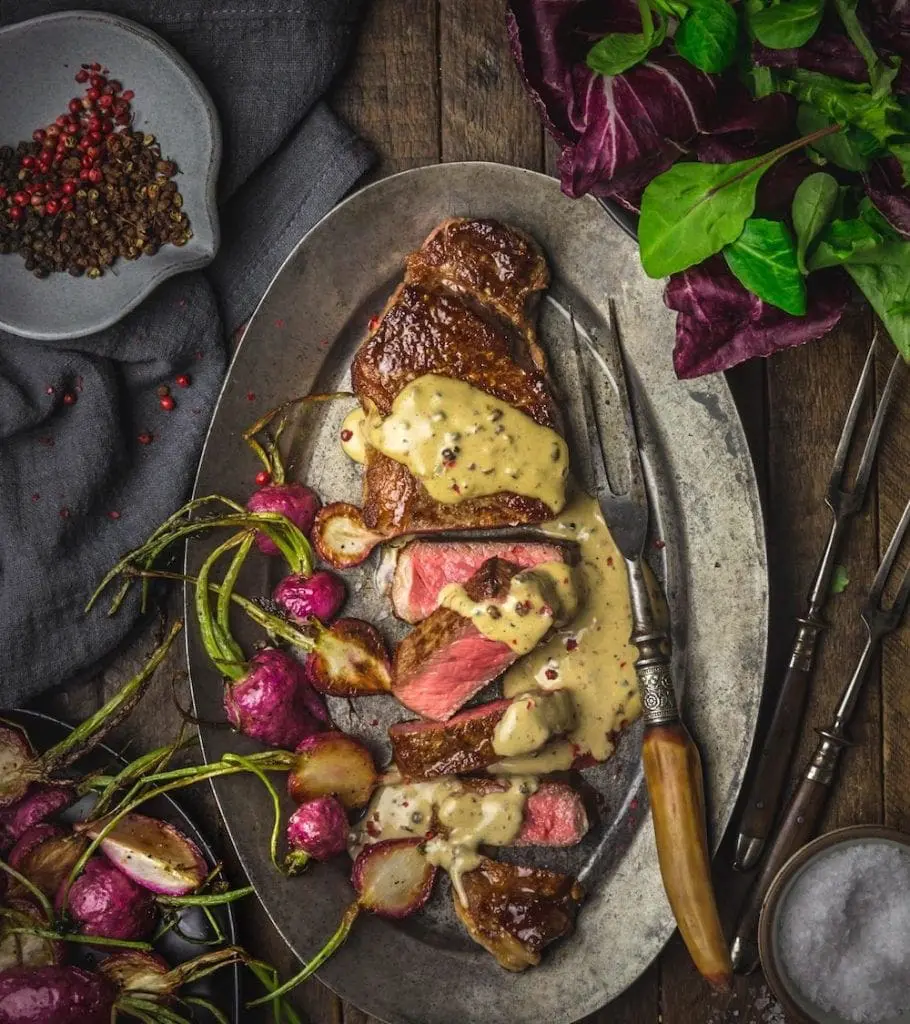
[759,826,910,1024]
[0,11,220,340]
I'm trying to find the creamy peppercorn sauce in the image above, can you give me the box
[349,373,570,512]
[340,374,642,765]
[349,776,537,904]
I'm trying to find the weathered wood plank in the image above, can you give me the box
[439,0,542,169]
[331,0,440,179]
[880,339,910,834]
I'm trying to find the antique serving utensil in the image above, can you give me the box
[730,495,910,973]
[571,303,732,990]
[734,338,904,872]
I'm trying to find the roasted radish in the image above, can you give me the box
[0,965,115,1024]
[78,812,207,897]
[305,617,392,696]
[0,623,181,807]
[0,784,72,854]
[250,838,437,1006]
[247,483,321,554]
[274,569,346,623]
[55,856,156,942]
[286,731,378,809]
[286,796,349,873]
[0,898,65,970]
[8,825,88,899]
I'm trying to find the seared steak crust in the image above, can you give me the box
[454,857,584,971]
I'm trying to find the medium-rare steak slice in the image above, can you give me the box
[313,218,563,569]
[390,538,569,624]
[392,558,522,721]
[454,857,585,971]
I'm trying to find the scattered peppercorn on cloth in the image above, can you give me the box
[0,0,374,705]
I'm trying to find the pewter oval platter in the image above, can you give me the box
[186,162,768,1024]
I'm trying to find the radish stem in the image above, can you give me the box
[183,997,231,1024]
[5,927,153,951]
[218,533,254,637]
[39,621,182,776]
[195,533,248,678]
[223,753,283,870]
[247,903,361,1006]
[0,861,53,922]
[156,886,254,907]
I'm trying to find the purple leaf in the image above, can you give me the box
[752,34,868,83]
[507,1,718,201]
[666,258,851,378]
[863,156,910,238]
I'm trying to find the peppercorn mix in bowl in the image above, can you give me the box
[0,11,220,340]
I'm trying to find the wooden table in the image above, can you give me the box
[42,2,910,1022]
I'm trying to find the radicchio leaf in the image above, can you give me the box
[507,0,718,204]
[666,257,851,378]
[863,156,910,239]
[752,32,868,83]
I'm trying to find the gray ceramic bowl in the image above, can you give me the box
[0,10,220,340]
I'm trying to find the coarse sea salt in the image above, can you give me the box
[777,841,910,1023]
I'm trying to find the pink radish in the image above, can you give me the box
[286,731,378,809]
[223,647,329,750]
[0,784,72,854]
[78,812,207,897]
[247,483,321,554]
[250,838,437,1007]
[274,569,346,623]
[9,825,87,899]
[55,857,156,942]
[0,623,182,807]
[285,796,348,873]
[0,966,114,1024]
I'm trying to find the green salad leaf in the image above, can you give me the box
[831,0,897,94]
[747,0,825,50]
[809,201,910,270]
[792,172,840,274]
[675,0,739,73]
[782,70,910,182]
[723,218,807,314]
[847,263,910,361]
[831,565,850,594]
[587,0,666,76]
[795,104,872,172]
[639,125,840,278]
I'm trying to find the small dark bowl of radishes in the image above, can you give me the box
[0,708,242,1023]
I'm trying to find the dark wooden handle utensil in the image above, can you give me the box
[734,342,904,873]
[730,754,835,972]
[732,494,910,973]
[734,623,821,870]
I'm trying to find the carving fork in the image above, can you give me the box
[571,303,732,990]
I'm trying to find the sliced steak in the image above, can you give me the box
[392,558,521,721]
[390,538,568,624]
[389,699,512,778]
[314,218,561,568]
[454,857,584,971]
[355,777,588,849]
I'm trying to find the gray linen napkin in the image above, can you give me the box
[0,0,374,706]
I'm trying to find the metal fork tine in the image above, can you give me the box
[852,352,906,499]
[569,317,613,500]
[828,332,878,496]
[582,300,647,509]
[867,496,910,613]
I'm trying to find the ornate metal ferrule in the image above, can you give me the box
[632,628,679,726]
[805,728,851,786]
[789,614,826,672]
